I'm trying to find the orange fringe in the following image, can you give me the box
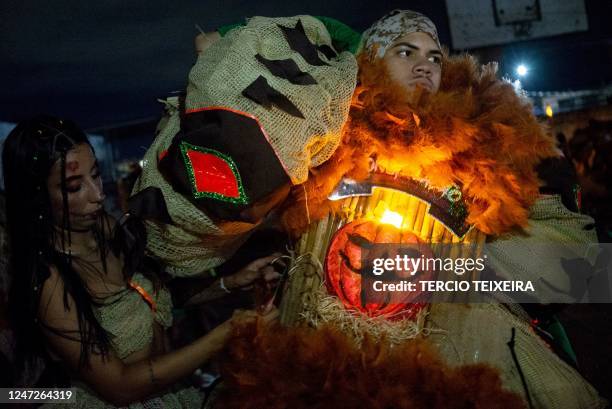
[215,321,526,409]
[281,53,556,236]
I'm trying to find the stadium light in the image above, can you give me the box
[516,64,528,77]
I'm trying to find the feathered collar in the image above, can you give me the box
[281,53,557,236]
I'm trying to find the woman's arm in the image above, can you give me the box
[184,253,283,306]
[39,267,276,406]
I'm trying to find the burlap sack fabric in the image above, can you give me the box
[427,302,605,409]
[133,16,358,276]
[485,195,600,303]
[187,15,358,184]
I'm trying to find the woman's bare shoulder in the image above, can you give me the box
[38,264,79,331]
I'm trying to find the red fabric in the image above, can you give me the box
[187,149,240,199]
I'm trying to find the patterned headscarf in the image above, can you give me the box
[361,9,441,60]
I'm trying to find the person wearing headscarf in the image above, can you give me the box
[215,10,606,409]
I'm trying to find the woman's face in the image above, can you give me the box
[46,143,105,231]
[382,31,442,95]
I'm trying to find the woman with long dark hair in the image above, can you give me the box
[3,115,278,407]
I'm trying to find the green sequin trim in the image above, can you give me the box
[179,141,249,205]
[444,185,462,203]
[449,201,467,219]
[444,185,467,219]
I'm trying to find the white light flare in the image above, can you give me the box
[516,64,528,77]
[379,209,404,229]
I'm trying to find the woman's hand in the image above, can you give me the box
[182,255,284,306]
[206,304,280,349]
[230,303,280,326]
[224,253,284,291]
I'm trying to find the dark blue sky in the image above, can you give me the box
[1,0,610,129]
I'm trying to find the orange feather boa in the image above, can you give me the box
[215,322,526,409]
[281,53,556,236]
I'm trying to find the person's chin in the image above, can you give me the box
[70,218,98,231]
[402,85,430,104]
[413,81,434,92]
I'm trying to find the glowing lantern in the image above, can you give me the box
[324,215,433,319]
[280,179,485,326]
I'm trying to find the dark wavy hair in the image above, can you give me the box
[3,115,159,382]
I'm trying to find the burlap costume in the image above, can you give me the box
[135,11,605,408]
[133,16,357,276]
[251,10,606,409]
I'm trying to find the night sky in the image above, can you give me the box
[1,0,610,130]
